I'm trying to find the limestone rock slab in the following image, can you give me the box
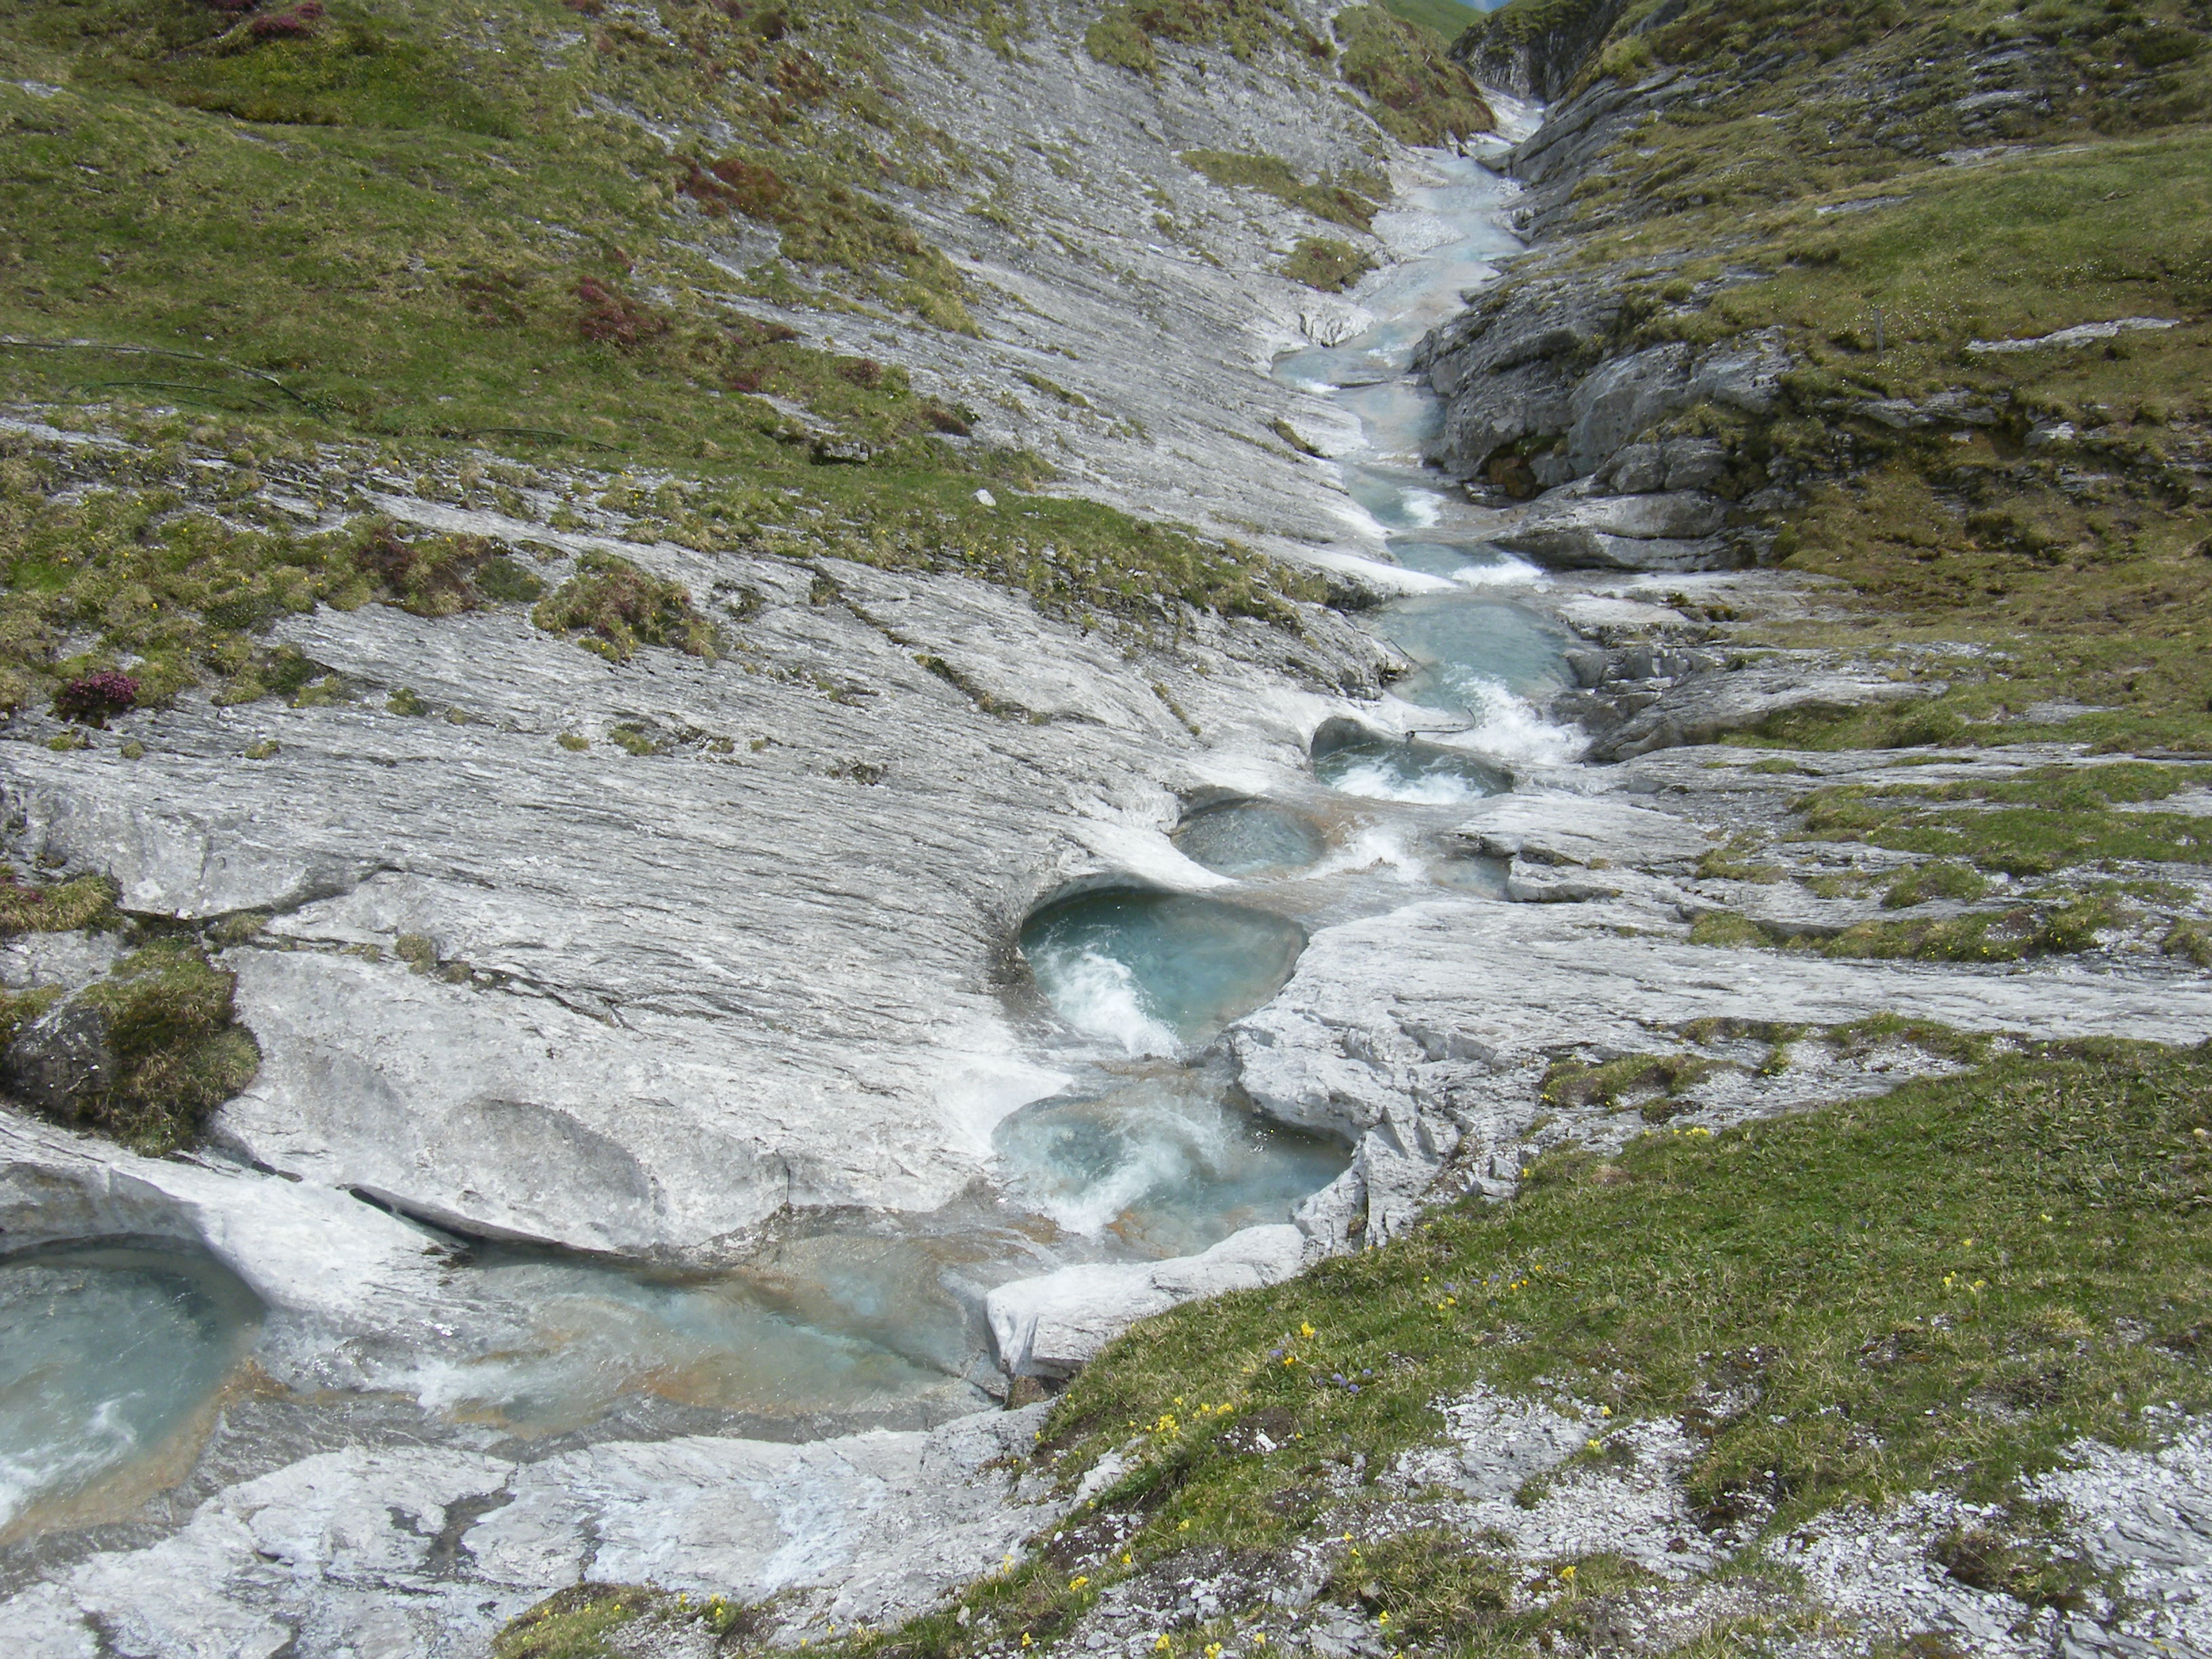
[986,1225,1307,1378]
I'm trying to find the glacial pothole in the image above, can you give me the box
[1019,888,1309,1055]
[1312,731,1513,806]
[991,1063,1347,1258]
[1170,798,1328,878]
[0,1237,264,1542]
[1368,592,1573,718]
[418,1237,985,1433]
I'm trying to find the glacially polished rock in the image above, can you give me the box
[5,1407,1061,1658]
[986,1223,1307,1378]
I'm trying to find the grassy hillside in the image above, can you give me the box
[1,0,1417,720]
[0,0,990,448]
[1456,0,2212,754]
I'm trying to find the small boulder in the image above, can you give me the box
[3,996,115,1119]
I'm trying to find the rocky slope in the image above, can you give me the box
[1429,0,2212,756]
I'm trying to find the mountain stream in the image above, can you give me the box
[0,148,1582,1540]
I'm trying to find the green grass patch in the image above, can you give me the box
[1793,764,2212,876]
[491,1582,762,1658]
[1696,834,1785,882]
[0,983,62,1052]
[24,939,264,1155]
[1036,1038,2212,1555]
[1179,150,1381,234]
[1083,0,1330,76]
[1332,4,1493,148]
[2165,919,2212,968]
[0,869,119,935]
[1282,237,1375,293]
[1882,860,1992,909]
[1539,1050,1734,1120]
[1692,893,2130,963]
[531,552,719,663]
[1820,895,2128,963]
[0,413,1324,718]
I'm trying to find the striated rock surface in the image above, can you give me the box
[9,1408,1059,1658]
[3,548,1391,1266]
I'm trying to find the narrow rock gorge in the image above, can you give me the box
[2,0,2209,1654]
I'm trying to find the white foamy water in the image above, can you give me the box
[1453,678,1589,768]
[1451,554,1549,588]
[1313,825,1433,882]
[1030,1105,1236,1238]
[0,1398,139,1531]
[1324,757,1490,806]
[1030,945,1181,1057]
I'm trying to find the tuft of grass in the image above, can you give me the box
[1929,1523,2100,1613]
[1282,237,1375,293]
[1696,834,1786,883]
[1540,1050,1732,1120]
[1882,860,1992,909]
[531,553,719,663]
[1822,1013,1992,1069]
[1324,1532,1653,1650]
[1179,150,1380,234]
[1015,369,1091,409]
[52,940,263,1155]
[1687,910,1769,948]
[1324,1528,1512,1636]
[0,983,62,1051]
[2164,920,2212,968]
[0,869,119,937]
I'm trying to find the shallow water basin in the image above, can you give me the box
[422,1238,985,1434]
[993,1065,1347,1257]
[1172,800,1327,877]
[1313,735,1512,806]
[0,1238,264,1539]
[1020,888,1308,1054]
[1370,593,1572,712]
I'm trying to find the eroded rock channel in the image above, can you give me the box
[5,24,2212,1659]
